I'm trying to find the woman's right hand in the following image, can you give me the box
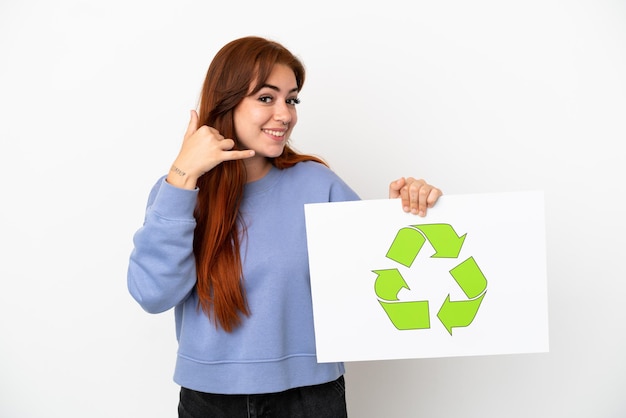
[166,110,255,189]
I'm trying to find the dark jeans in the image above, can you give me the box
[178,375,348,418]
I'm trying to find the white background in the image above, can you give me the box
[1,1,624,417]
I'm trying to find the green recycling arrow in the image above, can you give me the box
[373,269,409,300]
[437,293,486,335]
[386,224,467,268]
[385,227,426,267]
[450,257,487,299]
[373,269,430,330]
[379,300,430,330]
[412,224,467,258]
[374,224,488,335]
[437,257,487,335]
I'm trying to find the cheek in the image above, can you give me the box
[291,111,298,127]
[286,113,298,138]
[234,102,265,128]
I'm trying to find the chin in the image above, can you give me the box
[263,146,287,158]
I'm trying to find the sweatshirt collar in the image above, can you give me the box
[244,165,282,196]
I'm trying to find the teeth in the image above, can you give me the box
[264,130,285,137]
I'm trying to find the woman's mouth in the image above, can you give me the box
[263,129,287,139]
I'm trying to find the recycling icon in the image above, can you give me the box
[373,224,487,335]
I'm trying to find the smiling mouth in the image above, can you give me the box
[263,129,286,137]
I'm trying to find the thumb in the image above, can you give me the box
[389,177,405,198]
[184,110,199,139]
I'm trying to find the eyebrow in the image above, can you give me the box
[260,83,299,94]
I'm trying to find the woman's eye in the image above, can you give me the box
[257,96,300,105]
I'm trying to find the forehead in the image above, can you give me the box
[258,64,297,90]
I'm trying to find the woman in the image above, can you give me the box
[128,36,442,417]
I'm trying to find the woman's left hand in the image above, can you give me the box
[389,177,443,217]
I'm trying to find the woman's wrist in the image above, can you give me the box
[166,164,198,189]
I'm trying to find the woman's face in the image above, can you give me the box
[233,64,299,160]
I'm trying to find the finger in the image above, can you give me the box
[405,183,423,215]
[426,187,443,208]
[403,178,424,215]
[184,110,199,139]
[416,185,432,216]
[217,137,235,150]
[221,149,256,161]
[401,183,411,213]
[389,177,405,199]
[216,138,254,156]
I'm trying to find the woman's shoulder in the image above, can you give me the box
[283,160,360,201]
[283,160,346,185]
[288,160,335,177]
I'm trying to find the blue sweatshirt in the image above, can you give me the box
[128,161,360,394]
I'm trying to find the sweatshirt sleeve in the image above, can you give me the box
[127,177,199,314]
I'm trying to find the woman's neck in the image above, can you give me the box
[244,156,272,183]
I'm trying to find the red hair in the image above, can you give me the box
[193,36,326,332]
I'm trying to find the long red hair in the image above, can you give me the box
[194,36,326,332]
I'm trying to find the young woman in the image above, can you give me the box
[127,36,442,417]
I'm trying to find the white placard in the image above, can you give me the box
[304,191,549,363]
